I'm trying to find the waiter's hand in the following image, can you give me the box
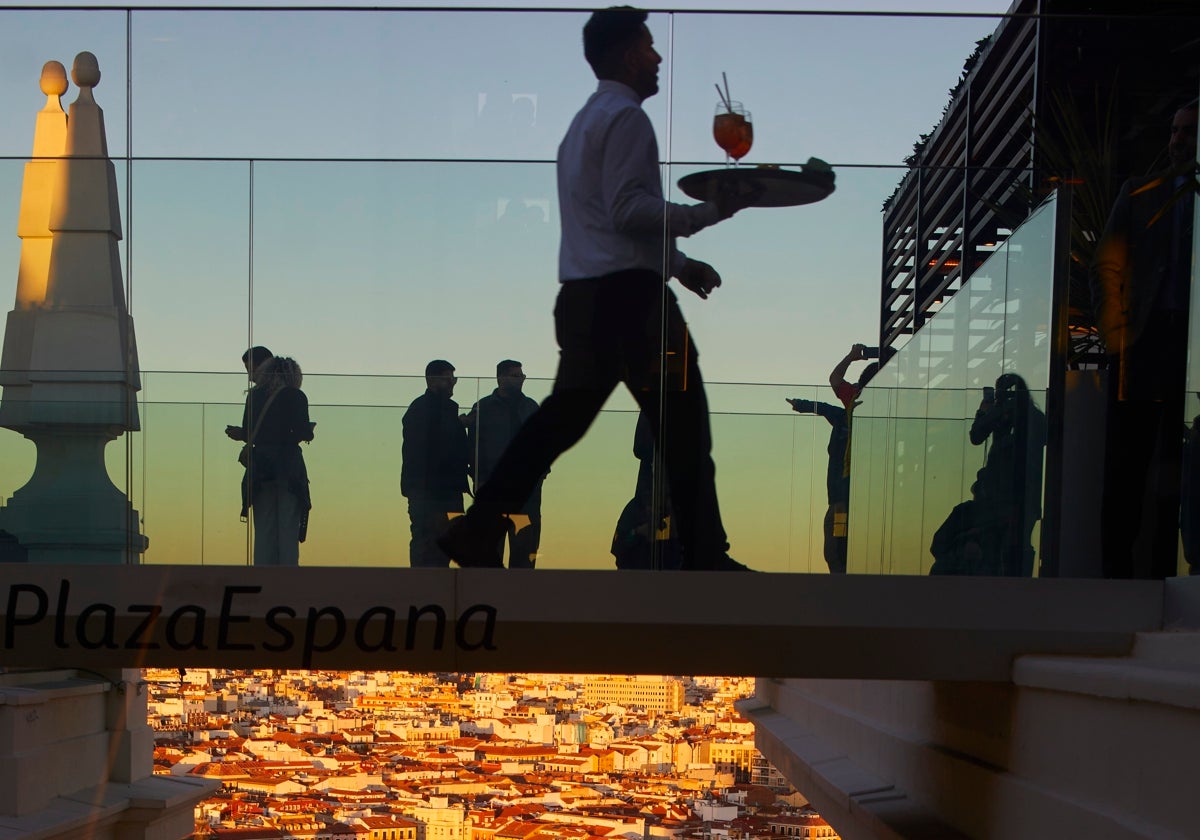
[713,180,762,220]
[678,258,722,300]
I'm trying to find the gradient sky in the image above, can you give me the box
[0,0,1011,388]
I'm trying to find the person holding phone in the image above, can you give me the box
[787,396,851,573]
[967,373,1047,576]
[235,355,314,566]
[816,343,881,572]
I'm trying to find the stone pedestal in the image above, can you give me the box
[0,54,145,564]
[0,428,146,563]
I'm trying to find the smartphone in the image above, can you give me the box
[982,386,995,402]
[862,346,880,359]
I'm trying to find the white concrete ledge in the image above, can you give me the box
[0,677,109,705]
[741,702,964,839]
[0,776,217,840]
[1013,632,1200,710]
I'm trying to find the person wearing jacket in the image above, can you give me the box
[232,355,314,566]
[402,359,470,567]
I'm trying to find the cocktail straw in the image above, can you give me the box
[715,83,731,111]
[722,72,732,110]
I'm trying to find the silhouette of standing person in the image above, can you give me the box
[464,360,544,568]
[438,7,754,570]
[819,343,880,571]
[967,374,1047,576]
[1091,101,1197,579]
[402,360,470,568]
[230,355,313,566]
[226,345,274,445]
[787,397,850,574]
[931,375,1047,577]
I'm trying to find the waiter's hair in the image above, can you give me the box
[583,6,647,77]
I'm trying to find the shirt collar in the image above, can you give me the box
[596,79,642,104]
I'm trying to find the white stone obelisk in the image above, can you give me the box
[0,52,147,563]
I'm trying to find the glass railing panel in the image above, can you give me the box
[0,159,18,300]
[0,10,129,158]
[962,242,1008,388]
[886,386,929,575]
[664,162,912,388]
[537,395,640,570]
[780,383,838,575]
[1000,195,1055,387]
[129,9,593,161]
[921,385,975,575]
[705,385,808,573]
[846,384,894,574]
[666,12,1003,168]
[247,160,559,378]
[844,188,1057,576]
[135,372,253,566]
[132,398,243,566]
[128,161,251,372]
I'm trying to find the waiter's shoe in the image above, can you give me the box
[438,512,508,568]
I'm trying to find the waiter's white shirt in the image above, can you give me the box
[557,80,721,282]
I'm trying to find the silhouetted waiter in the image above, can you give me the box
[440,6,753,569]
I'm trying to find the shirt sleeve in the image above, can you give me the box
[832,380,858,409]
[602,108,721,240]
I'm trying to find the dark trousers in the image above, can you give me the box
[1101,391,1184,579]
[503,508,541,569]
[408,496,463,568]
[823,502,847,574]
[472,271,730,569]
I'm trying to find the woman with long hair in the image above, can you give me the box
[239,355,314,565]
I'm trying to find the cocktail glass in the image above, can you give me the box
[713,102,753,167]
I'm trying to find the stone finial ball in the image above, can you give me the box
[71,52,101,88]
[40,61,68,97]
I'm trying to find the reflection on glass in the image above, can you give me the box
[848,194,1057,575]
[130,162,251,372]
[130,10,586,161]
[465,360,544,569]
[929,375,1046,577]
[249,161,557,379]
[0,10,129,157]
[0,7,1065,573]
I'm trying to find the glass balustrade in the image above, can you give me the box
[0,6,1193,577]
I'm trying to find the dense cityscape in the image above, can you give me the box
[144,672,839,840]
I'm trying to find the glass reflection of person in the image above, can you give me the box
[438,7,754,570]
[787,398,849,574]
[402,360,470,568]
[235,356,314,566]
[1090,101,1197,579]
[930,374,1046,577]
[968,374,1047,577]
[463,360,544,569]
[813,343,880,573]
